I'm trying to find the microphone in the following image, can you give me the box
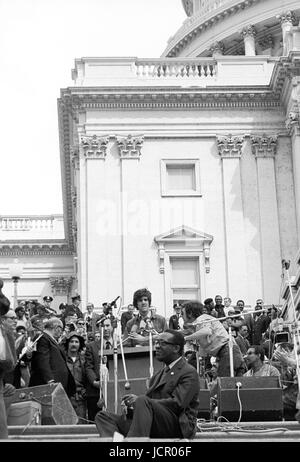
[109,295,120,307]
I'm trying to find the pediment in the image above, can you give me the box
[154,225,213,243]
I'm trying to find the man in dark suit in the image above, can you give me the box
[29,317,76,397]
[235,324,251,356]
[84,329,102,421]
[95,329,200,439]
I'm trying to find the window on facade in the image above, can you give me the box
[170,257,200,302]
[160,159,201,197]
[167,165,195,191]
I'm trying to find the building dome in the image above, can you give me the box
[163,0,300,57]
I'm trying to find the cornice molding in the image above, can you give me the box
[57,100,76,252]
[0,242,73,256]
[116,135,144,159]
[64,91,281,111]
[80,135,109,159]
[251,134,278,157]
[217,134,245,158]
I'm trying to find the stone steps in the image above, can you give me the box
[4,421,300,442]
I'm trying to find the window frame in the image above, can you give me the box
[160,159,201,197]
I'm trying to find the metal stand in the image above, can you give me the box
[228,326,234,377]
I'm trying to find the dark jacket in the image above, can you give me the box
[29,332,76,397]
[64,304,84,320]
[252,314,270,345]
[235,334,250,356]
[146,357,200,439]
[169,314,183,330]
[85,340,101,398]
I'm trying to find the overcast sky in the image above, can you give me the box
[0,0,184,215]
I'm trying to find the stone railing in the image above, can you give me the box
[0,215,61,231]
[134,58,216,79]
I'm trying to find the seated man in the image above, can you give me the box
[123,288,167,347]
[244,345,280,377]
[95,329,200,439]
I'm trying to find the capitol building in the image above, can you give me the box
[1,0,300,320]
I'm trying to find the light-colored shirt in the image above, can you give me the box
[168,356,182,370]
[244,363,280,377]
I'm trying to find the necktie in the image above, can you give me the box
[161,365,170,381]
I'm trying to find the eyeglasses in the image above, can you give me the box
[154,340,176,347]
[77,323,84,326]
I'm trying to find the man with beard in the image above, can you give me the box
[65,332,87,422]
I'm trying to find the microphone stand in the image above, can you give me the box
[111,299,122,414]
[228,326,234,377]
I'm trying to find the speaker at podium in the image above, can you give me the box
[217,376,283,421]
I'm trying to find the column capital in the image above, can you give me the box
[286,111,300,136]
[80,135,109,159]
[117,134,144,159]
[217,135,244,158]
[50,276,74,296]
[276,10,297,26]
[251,135,278,158]
[240,25,257,39]
[209,41,225,55]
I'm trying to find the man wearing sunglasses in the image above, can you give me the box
[95,329,200,439]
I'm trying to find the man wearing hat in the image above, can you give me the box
[64,295,84,320]
[65,332,87,422]
[30,303,50,330]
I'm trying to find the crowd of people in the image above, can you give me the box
[0,282,300,440]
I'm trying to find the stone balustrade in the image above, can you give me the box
[71,56,276,88]
[134,58,216,79]
[0,215,65,241]
[0,216,59,231]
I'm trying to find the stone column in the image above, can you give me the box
[217,135,248,302]
[251,135,281,303]
[209,41,225,58]
[117,135,144,304]
[286,109,300,236]
[80,135,109,307]
[276,11,296,55]
[241,25,257,56]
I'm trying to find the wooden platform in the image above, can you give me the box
[4,421,300,442]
